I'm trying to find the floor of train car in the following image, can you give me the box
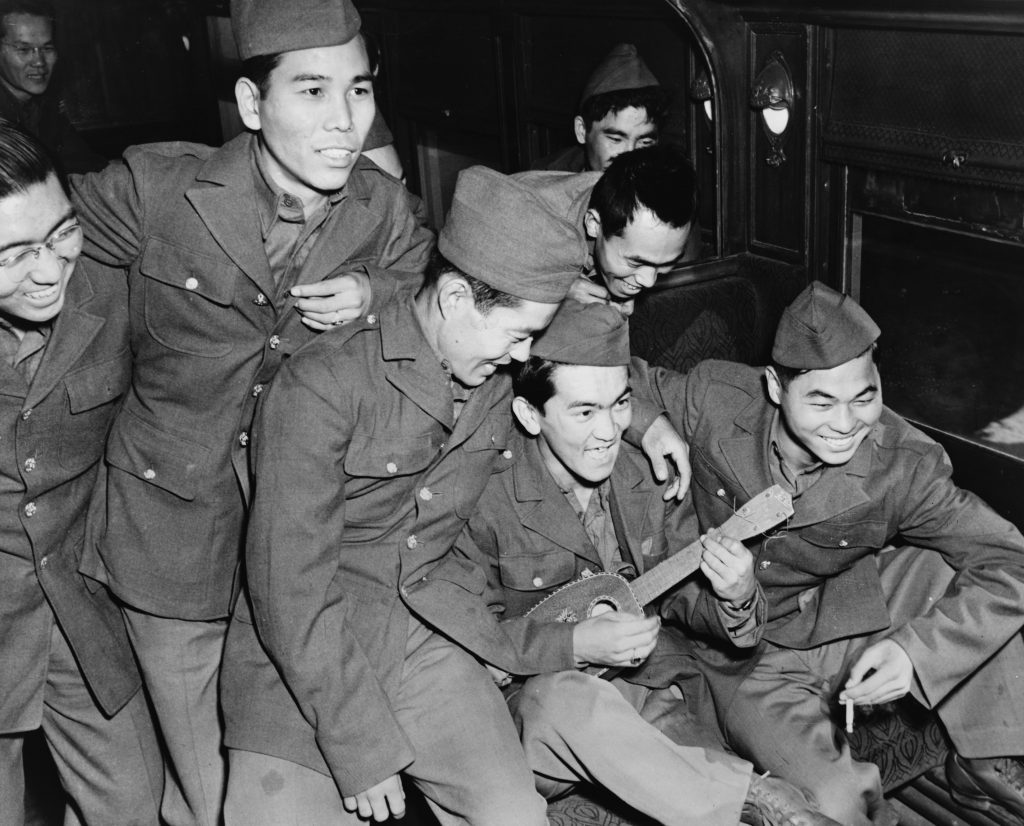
[24,729,1023,826]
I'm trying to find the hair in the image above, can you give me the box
[512,356,559,411]
[241,31,381,99]
[770,343,881,389]
[587,143,697,238]
[0,0,55,25]
[0,119,60,199]
[579,86,670,131]
[420,247,521,315]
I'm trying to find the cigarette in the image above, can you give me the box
[845,698,854,734]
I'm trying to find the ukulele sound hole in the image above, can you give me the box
[589,597,620,617]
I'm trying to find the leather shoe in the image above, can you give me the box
[947,751,1024,819]
[741,774,843,826]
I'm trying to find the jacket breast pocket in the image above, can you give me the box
[139,238,239,358]
[797,519,890,576]
[342,432,437,527]
[498,548,577,595]
[59,350,131,471]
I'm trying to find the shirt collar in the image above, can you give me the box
[250,141,345,239]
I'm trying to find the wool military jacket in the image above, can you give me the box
[635,358,1024,706]
[447,431,765,689]
[70,133,433,619]
[0,260,137,732]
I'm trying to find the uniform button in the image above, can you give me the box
[252,384,264,398]
[39,555,48,568]
[268,335,281,350]
[386,462,398,473]
[239,432,249,446]
[839,539,849,548]
[406,535,418,549]
[365,314,377,324]
[253,293,268,306]
[419,487,432,501]
[439,443,446,451]
[283,194,296,208]
[532,577,544,587]
[21,408,31,420]
[717,488,726,497]
[759,559,772,570]
[185,277,199,290]
[23,457,35,472]
[24,501,36,517]
[143,468,156,480]
[502,449,512,459]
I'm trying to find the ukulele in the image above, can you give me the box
[523,484,793,674]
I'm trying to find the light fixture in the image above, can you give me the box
[690,68,713,124]
[750,51,794,167]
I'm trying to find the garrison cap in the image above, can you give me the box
[532,300,630,366]
[231,0,361,61]
[772,281,881,370]
[581,43,660,104]
[439,166,587,304]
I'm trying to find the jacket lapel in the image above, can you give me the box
[185,134,275,298]
[294,167,381,287]
[514,438,602,567]
[719,396,776,500]
[25,266,104,409]
[608,448,656,573]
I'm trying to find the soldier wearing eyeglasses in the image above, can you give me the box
[0,121,161,824]
[0,0,105,174]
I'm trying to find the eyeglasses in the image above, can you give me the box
[1,42,56,60]
[0,222,82,272]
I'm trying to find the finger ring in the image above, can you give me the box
[630,648,641,666]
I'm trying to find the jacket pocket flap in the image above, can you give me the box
[800,520,888,550]
[140,238,237,306]
[107,413,210,500]
[461,422,509,454]
[65,352,130,413]
[343,432,436,478]
[499,549,577,592]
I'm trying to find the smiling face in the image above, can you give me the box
[587,206,691,300]
[0,13,56,102]
[437,280,559,388]
[0,173,79,324]
[236,37,375,204]
[766,349,883,469]
[515,363,632,489]
[575,106,658,172]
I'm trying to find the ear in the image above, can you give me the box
[573,115,588,146]
[436,274,473,320]
[583,208,602,241]
[512,396,542,436]
[764,366,783,406]
[235,77,262,132]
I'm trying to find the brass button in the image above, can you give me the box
[185,277,199,290]
[759,559,772,570]
[717,488,726,497]
[239,432,249,446]
[406,535,418,549]
[254,293,268,306]
[24,501,37,517]
[839,539,849,548]
[386,462,398,473]
[143,468,156,480]
[252,384,264,398]
[366,314,377,324]
[21,409,31,420]
[532,577,543,587]
[419,487,432,501]
[502,449,513,459]
[268,335,281,350]
[39,555,48,567]
[23,457,35,472]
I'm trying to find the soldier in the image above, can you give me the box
[0,123,159,824]
[69,0,433,822]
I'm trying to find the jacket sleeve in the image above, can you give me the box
[69,157,148,269]
[658,494,765,649]
[246,350,414,797]
[885,440,1024,704]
